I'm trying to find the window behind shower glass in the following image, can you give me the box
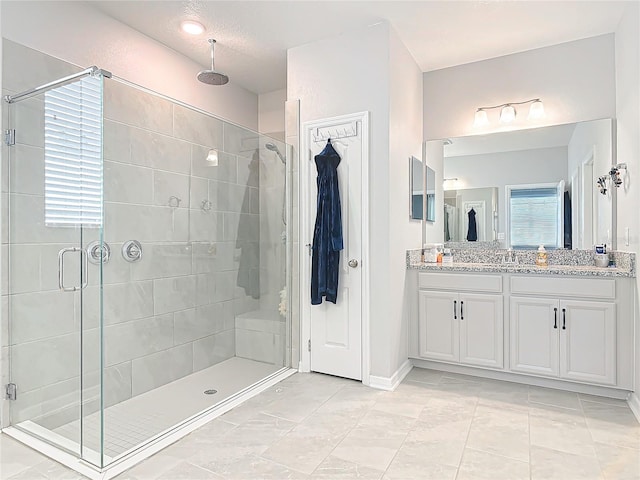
[44,76,103,227]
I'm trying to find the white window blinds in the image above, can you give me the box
[44,75,103,227]
[509,183,563,249]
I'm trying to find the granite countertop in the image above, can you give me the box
[407,261,634,278]
[406,248,636,278]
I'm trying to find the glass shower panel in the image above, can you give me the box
[97,78,290,464]
[5,74,105,465]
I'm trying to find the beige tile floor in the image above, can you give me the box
[2,368,640,480]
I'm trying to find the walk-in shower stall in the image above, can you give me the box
[1,40,292,475]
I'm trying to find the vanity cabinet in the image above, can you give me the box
[418,273,503,369]
[412,270,633,392]
[509,275,618,386]
[510,296,616,386]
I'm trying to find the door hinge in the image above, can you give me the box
[4,129,15,146]
[6,383,17,401]
[308,339,311,352]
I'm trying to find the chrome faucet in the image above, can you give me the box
[497,248,519,264]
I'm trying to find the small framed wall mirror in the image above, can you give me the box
[425,164,436,222]
[409,156,424,220]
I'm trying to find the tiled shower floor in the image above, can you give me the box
[50,357,281,459]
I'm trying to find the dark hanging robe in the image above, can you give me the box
[311,140,343,305]
[466,207,478,242]
[236,151,260,299]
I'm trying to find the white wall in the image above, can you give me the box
[424,34,616,141]
[259,89,286,140]
[445,146,568,235]
[289,23,389,380]
[389,27,423,375]
[1,1,258,130]
[613,2,640,412]
[288,22,423,380]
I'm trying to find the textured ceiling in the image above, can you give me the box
[89,1,629,94]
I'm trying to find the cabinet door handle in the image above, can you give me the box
[553,307,558,329]
[453,300,457,319]
[460,301,464,320]
[562,308,566,330]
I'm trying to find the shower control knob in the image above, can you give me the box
[122,240,143,263]
[348,259,359,268]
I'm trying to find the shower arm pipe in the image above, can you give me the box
[4,66,112,104]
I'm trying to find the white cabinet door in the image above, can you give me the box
[510,297,559,377]
[560,300,616,385]
[459,293,503,368]
[418,290,459,362]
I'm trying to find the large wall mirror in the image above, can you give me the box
[442,118,615,249]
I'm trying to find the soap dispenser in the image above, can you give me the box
[536,245,548,267]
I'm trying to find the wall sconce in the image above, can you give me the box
[206,148,219,166]
[597,163,627,195]
[474,98,544,127]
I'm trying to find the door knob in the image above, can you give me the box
[348,259,359,268]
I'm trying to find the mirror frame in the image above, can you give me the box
[425,164,436,222]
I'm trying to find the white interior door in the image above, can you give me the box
[303,114,365,381]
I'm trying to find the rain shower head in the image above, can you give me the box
[197,39,229,86]
[265,142,286,164]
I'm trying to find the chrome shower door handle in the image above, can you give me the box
[58,247,87,292]
[80,248,88,290]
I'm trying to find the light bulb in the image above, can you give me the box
[500,105,516,123]
[528,100,545,119]
[206,149,218,166]
[181,20,205,35]
[474,109,488,127]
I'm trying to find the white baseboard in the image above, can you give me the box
[369,360,413,391]
[628,392,640,424]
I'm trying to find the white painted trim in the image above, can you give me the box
[300,112,371,384]
[410,358,631,399]
[369,360,413,391]
[628,392,640,423]
[3,368,297,480]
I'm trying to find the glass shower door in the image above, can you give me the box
[5,73,105,466]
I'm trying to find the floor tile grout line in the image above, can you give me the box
[453,392,480,480]
[305,390,382,477]
[527,392,533,480]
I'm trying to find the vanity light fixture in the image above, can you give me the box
[443,177,459,190]
[181,20,205,35]
[474,98,544,127]
[206,148,219,166]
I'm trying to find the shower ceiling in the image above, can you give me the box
[89,1,627,94]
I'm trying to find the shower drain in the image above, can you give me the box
[204,389,218,395]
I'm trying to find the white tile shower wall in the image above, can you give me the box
[1,40,281,432]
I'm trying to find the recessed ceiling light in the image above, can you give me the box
[181,20,205,35]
